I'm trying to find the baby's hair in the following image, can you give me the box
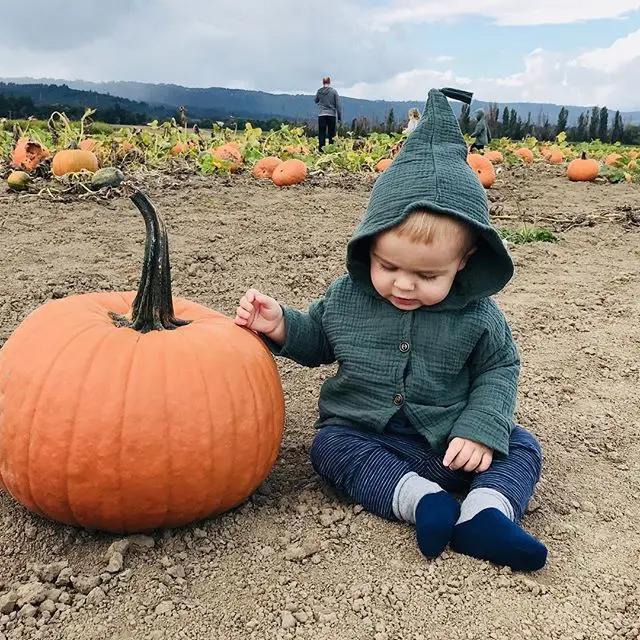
[408,108,420,119]
[394,210,477,255]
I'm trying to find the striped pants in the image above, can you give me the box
[310,420,542,522]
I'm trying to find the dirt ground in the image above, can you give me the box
[0,165,639,640]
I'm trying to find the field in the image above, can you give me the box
[0,160,639,640]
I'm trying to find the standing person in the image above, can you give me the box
[470,108,490,152]
[315,76,342,151]
[235,87,547,572]
[403,108,421,135]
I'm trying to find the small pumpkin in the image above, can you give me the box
[539,146,552,159]
[0,192,285,533]
[212,143,243,171]
[284,145,311,155]
[252,157,282,179]
[548,150,564,164]
[628,151,639,159]
[567,152,599,182]
[118,141,136,157]
[272,159,307,186]
[375,159,393,172]
[605,153,622,166]
[170,142,187,156]
[484,150,503,164]
[79,139,99,152]
[515,148,533,164]
[51,149,99,176]
[11,138,50,172]
[7,171,31,191]
[467,154,496,188]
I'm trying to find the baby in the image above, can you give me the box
[235,88,547,572]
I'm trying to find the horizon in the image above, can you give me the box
[2,76,638,115]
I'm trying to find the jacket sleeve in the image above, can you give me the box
[335,91,343,122]
[448,315,520,457]
[261,294,335,367]
[471,119,483,138]
[314,90,320,104]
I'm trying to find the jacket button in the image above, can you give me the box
[399,341,410,353]
[393,393,404,406]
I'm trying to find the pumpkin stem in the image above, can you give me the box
[110,190,190,333]
[581,151,587,160]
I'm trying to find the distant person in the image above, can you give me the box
[403,108,421,134]
[470,109,490,152]
[315,77,342,151]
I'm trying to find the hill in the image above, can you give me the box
[2,76,640,126]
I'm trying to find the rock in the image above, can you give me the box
[284,541,321,562]
[90,167,124,190]
[128,534,155,550]
[16,582,48,606]
[55,568,73,587]
[281,611,296,629]
[105,539,131,560]
[155,601,175,615]
[582,501,597,513]
[166,566,185,579]
[0,592,17,615]
[71,575,101,595]
[106,552,124,573]
[86,587,107,605]
[17,604,37,619]
[39,600,57,614]
[33,561,69,584]
[45,588,62,603]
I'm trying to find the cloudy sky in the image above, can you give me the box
[1,0,640,109]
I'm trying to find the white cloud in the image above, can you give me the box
[372,0,640,27]
[342,33,640,110]
[0,1,639,111]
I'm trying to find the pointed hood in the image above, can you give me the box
[346,87,513,311]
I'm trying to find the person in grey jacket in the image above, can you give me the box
[315,76,342,151]
[470,109,490,152]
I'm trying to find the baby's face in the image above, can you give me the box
[370,229,471,311]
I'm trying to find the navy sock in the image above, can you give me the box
[415,492,460,558]
[451,508,547,572]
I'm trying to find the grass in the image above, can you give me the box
[499,226,559,245]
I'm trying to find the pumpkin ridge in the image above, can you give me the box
[16,322,100,517]
[62,328,115,529]
[115,329,141,533]
[180,330,217,521]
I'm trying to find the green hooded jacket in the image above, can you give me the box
[263,89,518,456]
[471,109,490,146]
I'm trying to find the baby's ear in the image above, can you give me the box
[457,246,477,271]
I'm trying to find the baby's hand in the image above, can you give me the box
[443,438,493,473]
[235,289,285,341]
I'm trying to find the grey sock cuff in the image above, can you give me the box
[392,472,443,524]
[457,488,514,525]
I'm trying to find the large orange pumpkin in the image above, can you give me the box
[467,154,496,188]
[252,156,282,179]
[567,152,600,182]
[212,143,243,171]
[547,150,564,164]
[484,150,503,164]
[51,149,99,176]
[0,192,285,533]
[11,138,50,172]
[605,153,622,166]
[272,159,307,186]
[515,148,533,164]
